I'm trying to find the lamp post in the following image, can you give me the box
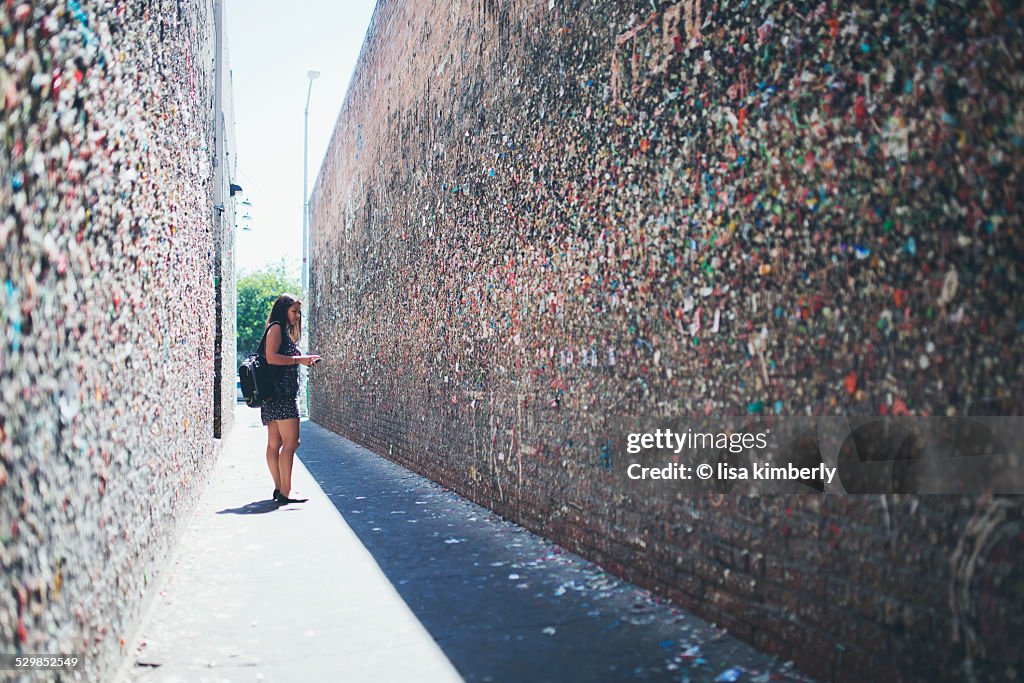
[301,70,319,419]
[302,69,320,301]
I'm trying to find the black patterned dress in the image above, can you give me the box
[260,322,301,426]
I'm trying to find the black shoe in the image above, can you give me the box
[277,493,308,504]
[272,489,280,501]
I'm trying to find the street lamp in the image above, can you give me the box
[303,70,320,302]
[302,69,319,418]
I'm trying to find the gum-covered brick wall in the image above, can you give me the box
[0,1,226,678]
[309,1,1022,680]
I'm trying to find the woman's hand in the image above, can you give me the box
[299,354,322,367]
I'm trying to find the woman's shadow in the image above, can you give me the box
[216,499,282,515]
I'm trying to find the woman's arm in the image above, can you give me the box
[264,324,320,366]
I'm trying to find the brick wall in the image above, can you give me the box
[0,1,233,679]
[309,1,1023,680]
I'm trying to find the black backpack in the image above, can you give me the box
[238,323,284,408]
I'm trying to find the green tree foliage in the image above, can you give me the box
[237,262,300,366]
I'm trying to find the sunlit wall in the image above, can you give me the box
[0,1,234,677]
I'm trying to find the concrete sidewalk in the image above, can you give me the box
[117,405,462,682]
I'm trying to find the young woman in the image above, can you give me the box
[261,294,321,504]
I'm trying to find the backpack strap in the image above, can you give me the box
[257,321,289,357]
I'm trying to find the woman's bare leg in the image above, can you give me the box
[276,418,301,497]
[266,421,283,493]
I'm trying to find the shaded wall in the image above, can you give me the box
[0,1,233,678]
[309,1,1022,680]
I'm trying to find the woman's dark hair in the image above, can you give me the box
[267,293,302,343]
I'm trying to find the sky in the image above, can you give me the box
[225,0,378,277]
